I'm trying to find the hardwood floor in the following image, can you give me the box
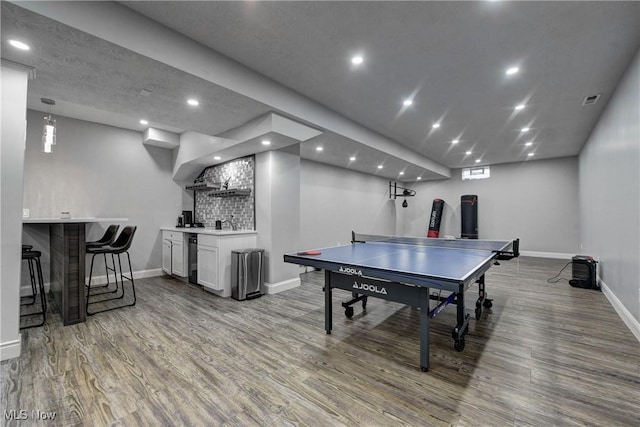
[2,257,639,426]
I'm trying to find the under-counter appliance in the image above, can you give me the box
[188,234,198,285]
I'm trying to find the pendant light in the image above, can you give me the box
[41,98,56,154]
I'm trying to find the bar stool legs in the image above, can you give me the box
[86,226,137,316]
[20,249,46,329]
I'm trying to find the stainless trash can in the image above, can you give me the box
[231,249,265,300]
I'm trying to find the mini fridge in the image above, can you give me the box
[231,249,265,300]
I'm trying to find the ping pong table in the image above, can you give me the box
[284,232,519,371]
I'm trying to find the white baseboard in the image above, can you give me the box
[600,279,640,342]
[20,268,164,296]
[87,268,164,286]
[520,251,573,259]
[265,277,301,295]
[0,336,22,361]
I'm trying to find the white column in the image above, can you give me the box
[1,60,33,360]
[255,145,301,293]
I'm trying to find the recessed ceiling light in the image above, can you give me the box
[417,177,422,181]
[506,66,519,75]
[261,139,271,146]
[475,159,481,163]
[351,55,363,65]
[187,99,199,106]
[465,151,472,155]
[349,156,356,161]
[515,104,525,111]
[432,123,440,129]
[521,127,530,133]
[316,146,323,152]
[399,171,405,175]
[528,153,535,157]
[139,119,148,125]
[9,40,30,50]
[377,165,383,169]
[403,99,413,107]
[525,141,533,146]
[452,139,459,144]
[214,156,221,160]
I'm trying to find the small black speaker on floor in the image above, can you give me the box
[570,255,599,290]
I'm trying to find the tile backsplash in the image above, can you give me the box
[194,156,255,230]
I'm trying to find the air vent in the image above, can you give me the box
[582,93,601,106]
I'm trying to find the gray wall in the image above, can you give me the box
[300,159,399,249]
[579,49,640,325]
[405,157,581,255]
[21,110,182,283]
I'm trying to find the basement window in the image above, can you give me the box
[462,166,490,181]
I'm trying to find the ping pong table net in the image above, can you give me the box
[351,231,517,254]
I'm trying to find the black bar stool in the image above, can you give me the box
[20,245,37,306]
[86,224,120,291]
[86,225,137,315]
[20,249,46,329]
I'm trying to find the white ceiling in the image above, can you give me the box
[2,1,639,182]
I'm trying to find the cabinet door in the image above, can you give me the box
[162,240,172,274]
[198,245,220,290]
[171,240,185,277]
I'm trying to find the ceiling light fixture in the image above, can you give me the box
[465,151,472,155]
[417,177,422,181]
[399,171,405,175]
[475,159,481,163]
[403,99,413,107]
[261,139,271,146]
[9,39,30,50]
[316,146,323,152]
[349,156,356,161]
[432,123,441,129]
[187,99,199,106]
[213,156,221,161]
[506,66,519,75]
[521,127,530,132]
[41,98,56,154]
[351,55,363,65]
[139,119,149,125]
[377,165,383,169]
[452,139,459,144]
[515,104,525,111]
[528,153,535,157]
[525,141,533,146]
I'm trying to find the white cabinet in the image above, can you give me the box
[162,239,172,274]
[162,231,187,278]
[198,233,257,297]
[197,244,219,290]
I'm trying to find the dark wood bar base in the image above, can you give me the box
[49,223,86,325]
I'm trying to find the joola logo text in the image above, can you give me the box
[339,266,362,276]
[353,281,388,295]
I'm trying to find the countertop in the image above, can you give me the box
[23,217,128,224]
[161,227,257,236]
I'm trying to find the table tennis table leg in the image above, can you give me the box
[419,287,430,372]
[325,270,332,335]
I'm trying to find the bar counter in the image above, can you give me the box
[23,218,128,325]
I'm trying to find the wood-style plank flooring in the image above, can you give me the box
[2,257,639,426]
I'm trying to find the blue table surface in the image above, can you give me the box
[287,240,510,282]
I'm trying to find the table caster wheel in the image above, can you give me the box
[421,366,428,372]
[454,338,465,352]
[475,307,482,320]
[483,299,493,309]
[345,306,354,318]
